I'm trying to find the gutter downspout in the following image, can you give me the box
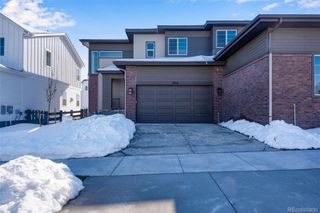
[268,18,283,123]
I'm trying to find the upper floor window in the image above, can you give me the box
[62,92,67,106]
[0,38,4,56]
[76,94,80,107]
[76,69,80,81]
[314,55,320,95]
[99,51,123,58]
[46,50,52,67]
[91,51,99,73]
[216,30,237,48]
[168,38,187,56]
[146,41,155,58]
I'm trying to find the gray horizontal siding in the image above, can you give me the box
[224,30,268,75]
[272,28,320,54]
[135,66,213,85]
[89,43,133,58]
[165,37,211,57]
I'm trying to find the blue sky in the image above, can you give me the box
[1,0,320,79]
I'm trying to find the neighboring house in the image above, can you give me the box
[0,13,84,127]
[81,79,89,109]
[81,14,320,129]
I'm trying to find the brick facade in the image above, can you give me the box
[88,74,98,113]
[222,55,269,124]
[272,54,320,128]
[125,66,137,122]
[212,66,224,123]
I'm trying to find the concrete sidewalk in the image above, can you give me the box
[61,170,320,213]
[58,150,320,176]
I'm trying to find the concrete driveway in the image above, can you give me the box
[60,123,320,213]
[112,123,275,156]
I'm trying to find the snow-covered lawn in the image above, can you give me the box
[0,156,83,213]
[220,120,320,149]
[0,114,135,161]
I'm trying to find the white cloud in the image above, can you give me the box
[262,2,280,10]
[297,0,320,8]
[1,0,75,30]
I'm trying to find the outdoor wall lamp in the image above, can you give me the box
[128,87,134,95]
[217,87,224,96]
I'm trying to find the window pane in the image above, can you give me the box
[314,56,320,95]
[46,51,51,66]
[99,51,122,58]
[217,31,226,48]
[0,38,4,56]
[178,38,187,55]
[168,39,177,55]
[227,30,237,44]
[315,75,320,95]
[147,50,154,58]
[91,51,99,73]
[146,42,154,50]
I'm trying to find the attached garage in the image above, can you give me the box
[137,85,213,123]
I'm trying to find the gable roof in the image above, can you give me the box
[0,13,84,68]
[215,14,320,61]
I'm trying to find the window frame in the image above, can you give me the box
[46,49,52,67]
[62,92,67,106]
[91,51,99,73]
[99,51,123,58]
[216,29,237,49]
[0,37,5,56]
[313,55,320,96]
[167,37,188,56]
[145,41,155,58]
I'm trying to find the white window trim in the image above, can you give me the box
[168,37,188,56]
[45,49,52,67]
[99,50,123,58]
[216,29,237,49]
[146,41,155,58]
[314,55,320,96]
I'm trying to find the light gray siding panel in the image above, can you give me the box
[0,14,24,70]
[272,28,320,54]
[23,36,81,88]
[224,30,268,75]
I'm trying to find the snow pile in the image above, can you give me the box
[0,155,83,213]
[0,114,135,161]
[220,120,320,149]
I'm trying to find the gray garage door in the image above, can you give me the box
[137,85,213,123]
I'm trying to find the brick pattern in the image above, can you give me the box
[272,54,320,128]
[212,66,224,123]
[88,74,98,114]
[125,66,137,122]
[222,56,269,124]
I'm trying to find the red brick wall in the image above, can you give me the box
[88,74,98,113]
[212,66,224,123]
[222,55,269,124]
[273,54,320,128]
[125,66,137,122]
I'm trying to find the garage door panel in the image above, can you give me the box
[137,85,212,123]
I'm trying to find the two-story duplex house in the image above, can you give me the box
[0,13,84,126]
[81,14,320,128]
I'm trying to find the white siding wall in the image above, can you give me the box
[23,36,81,88]
[81,80,88,109]
[0,15,24,70]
